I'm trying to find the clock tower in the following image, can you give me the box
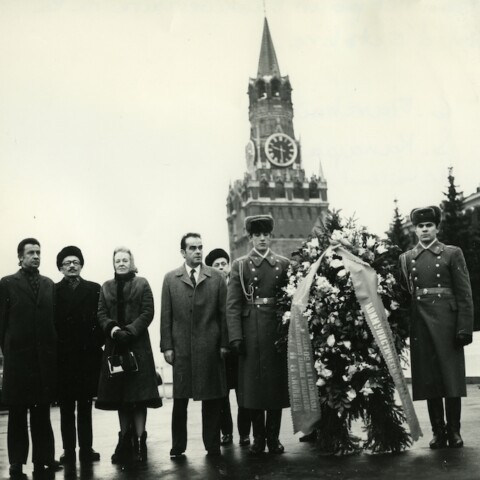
[227,17,328,259]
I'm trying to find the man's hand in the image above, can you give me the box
[230,340,245,356]
[112,329,132,347]
[164,349,175,365]
[456,333,472,347]
[220,347,229,359]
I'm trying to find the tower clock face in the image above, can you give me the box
[264,133,297,167]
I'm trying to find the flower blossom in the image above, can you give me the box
[282,311,291,325]
[327,334,336,347]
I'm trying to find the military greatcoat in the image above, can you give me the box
[227,249,290,410]
[400,240,473,400]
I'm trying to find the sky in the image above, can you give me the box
[1,0,480,359]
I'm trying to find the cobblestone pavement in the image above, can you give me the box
[1,386,480,480]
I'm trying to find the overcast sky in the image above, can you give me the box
[1,1,480,359]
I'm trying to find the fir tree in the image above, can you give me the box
[386,199,411,252]
[439,167,464,246]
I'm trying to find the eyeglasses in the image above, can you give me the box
[62,260,81,266]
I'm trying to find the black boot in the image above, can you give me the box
[427,398,447,449]
[111,430,134,465]
[134,432,148,462]
[446,397,464,448]
[249,409,266,455]
[266,409,284,454]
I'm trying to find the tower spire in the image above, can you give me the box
[257,17,281,77]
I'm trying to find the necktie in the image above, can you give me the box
[190,269,196,288]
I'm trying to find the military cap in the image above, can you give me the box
[410,206,442,226]
[245,214,274,235]
[205,248,230,267]
[56,245,84,269]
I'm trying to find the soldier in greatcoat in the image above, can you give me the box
[0,238,62,478]
[55,246,103,464]
[227,215,290,455]
[399,206,474,449]
[160,233,228,457]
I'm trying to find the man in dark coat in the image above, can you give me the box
[0,238,62,478]
[55,246,103,464]
[161,233,228,457]
[227,215,290,455]
[400,206,474,449]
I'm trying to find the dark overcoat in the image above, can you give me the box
[400,240,474,400]
[0,270,57,405]
[227,249,290,410]
[96,276,161,409]
[55,278,103,400]
[160,265,228,400]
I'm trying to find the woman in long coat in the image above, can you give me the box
[96,247,161,464]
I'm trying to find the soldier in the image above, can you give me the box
[399,206,474,449]
[55,246,103,463]
[227,215,290,454]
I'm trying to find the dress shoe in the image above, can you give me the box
[59,450,76,464]
[9,464,26,479]
[169,450,186,459]
[239,435,251,446]
[79,448,101,462]
[447,431,464,448]
[220,433,233,446]
[299,431,317,443]
[249,436,266,455]
[33,461,63,475]
[206,449,221,457]
[267,437,285,454]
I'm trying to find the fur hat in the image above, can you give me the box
[205,248,230,267]
[410,206,442,226]
[245,214,274,235]
[56,246,84,269]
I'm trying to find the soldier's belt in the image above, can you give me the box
[415,287,453,296]
[252,297,276,305]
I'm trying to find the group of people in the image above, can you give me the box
[0,207,474,478]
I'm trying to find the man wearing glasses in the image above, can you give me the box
[55,246,103,464]
[161,233,228,458]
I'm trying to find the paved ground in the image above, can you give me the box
[1,385,480,480]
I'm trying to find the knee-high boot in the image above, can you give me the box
[249,409,266,454]
[445,397,463,448]
[427,398,447,449]
[266,409,284,454]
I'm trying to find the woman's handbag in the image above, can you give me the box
[107,348,139,377]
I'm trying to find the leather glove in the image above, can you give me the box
[455,333,472,347]
[113,329,133,347]
[230,340,245,356]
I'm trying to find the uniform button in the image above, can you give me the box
[252,268,255,272]
[437,256,441,259]
[256,295,259,298]
[412,259,416,263]
[255,286,258,290]
[275,276,278,279]
[417,296,420,300]
[438,294,441,298]
[254,277,258,281]
[438,284,441,287]
[276,267,279,270]
[412,268,416,271]
[256,305,260,308]
[414,277,418,281]
[436,264,440,267]
[437,274,440,277]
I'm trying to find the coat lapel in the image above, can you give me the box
[176,265,194,289]
[196,265,211,288]
[13,270,36,301]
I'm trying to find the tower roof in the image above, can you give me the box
[257,17,281,77]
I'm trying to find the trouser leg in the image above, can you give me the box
[30,404,55,464]
[235,390,251,437]
[171,398,189,453]
[7,406,29,465]
[249,409,266,453]
[77,399,93,450]
[220,395,233,436]
[202,398,222,452]
[266,409,282,440]
[59,399,77,451]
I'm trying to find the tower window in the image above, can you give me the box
[293,180,303,198]
[309,181,320,199]
[275,180,285,198]
[259,179,269,197]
